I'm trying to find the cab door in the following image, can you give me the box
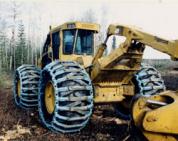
[42,35,51,68]
[41,32,60,68]
[52,31,60,60]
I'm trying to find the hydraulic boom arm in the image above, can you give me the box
[107,24,178,60]
[92,24,178,141]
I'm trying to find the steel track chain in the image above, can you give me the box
[38,61,93,133]
[135,63,166,96]
[13,65,41,109]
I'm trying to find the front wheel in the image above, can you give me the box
[38,61,93,133]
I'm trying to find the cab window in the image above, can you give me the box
[75,30,93,55]
[63,29,94,55]
[63,29,75,54]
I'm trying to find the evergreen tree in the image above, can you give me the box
[0,32,3,71]
[0,20,9,71]
[15,21,27,68]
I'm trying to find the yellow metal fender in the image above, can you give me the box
[132,91,178,141]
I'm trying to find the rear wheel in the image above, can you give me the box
[13,65,41,109]
[134,63,165,96]
[115,64,165,120]
[38,61,93,133]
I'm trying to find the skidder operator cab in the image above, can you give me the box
[41,22,100,68]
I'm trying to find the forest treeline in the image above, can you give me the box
[0,1,42,72]
[0,1,117,72]
[0,22,40,71]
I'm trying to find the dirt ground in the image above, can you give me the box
[0,75,132,141]
[0,68,177,141]
[0,88,132,141]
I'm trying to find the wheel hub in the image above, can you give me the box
[17,80,21,97]
[45,81,55,114]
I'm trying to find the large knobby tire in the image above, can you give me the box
[115,64,165,120]
[134,63,166,96]
[13,65,41,109]
[38,61,93,133]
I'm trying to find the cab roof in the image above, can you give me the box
[50,21,100,33]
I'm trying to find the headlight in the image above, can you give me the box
[67,23,76,29]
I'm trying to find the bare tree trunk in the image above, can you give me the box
[31,44,33,64]
[11,0,19,70]
[13,43,15,70]
[21,45,23,64]
[12,30,16,70]
[27,41,30,64]
[0,45,2,72]
[10,56,12,71]
[35,44,37,66]
[9,40,13,70]
[5,43,8,70]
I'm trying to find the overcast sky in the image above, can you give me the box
[1,0,178,59]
